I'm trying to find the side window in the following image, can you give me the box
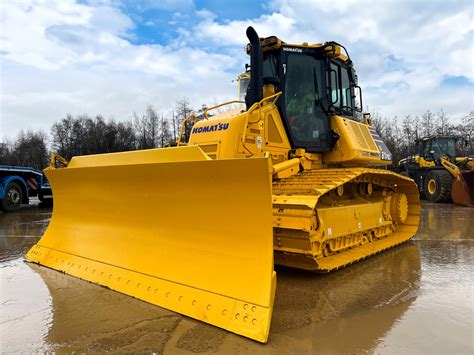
[430,141,443,160]
[330,63,340,107]
[340,67,351,108]
[330,63,352,110]
[446,139,457,156]
[423,141,432,159]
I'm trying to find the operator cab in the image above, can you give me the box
[417,136,458,162]
[245,32,363,153]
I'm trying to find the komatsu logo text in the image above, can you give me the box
[283,47,302,53]
[192,123,229,134]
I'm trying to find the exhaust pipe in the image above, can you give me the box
[245,26,263,109]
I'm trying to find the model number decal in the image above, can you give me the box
[192,123,229,134]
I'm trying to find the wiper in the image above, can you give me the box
[313,67,319,101]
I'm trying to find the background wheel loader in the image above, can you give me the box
[396,135,474,206]
[26,27,420,343]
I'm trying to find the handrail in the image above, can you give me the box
[177,93,281,151]
[50,152,69,169]
[177,101,246,146]
[177,114,197,146]
[203,100,245,119]
[247,91,282,116]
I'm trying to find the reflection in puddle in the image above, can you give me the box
[417,202,474,240]
[0,202,472,353]
[0,207,51,262]
[16,244,421,353]
[270,243,421,353]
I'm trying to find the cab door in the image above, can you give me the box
[281,51,330,152]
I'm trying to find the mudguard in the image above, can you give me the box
[26,146,276,343]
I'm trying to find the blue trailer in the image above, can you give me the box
[0,165,52,212]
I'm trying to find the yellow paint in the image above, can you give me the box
[417,156,436,167]
[440,157,462,178]
[49,152,69,168]
[263,84,276,98]
[427,178,437,194]
[455,156,474,171]
[273,168,419,271]
[262,40,349,62]
[27,148,276,343]
[26,34,421,343]
[322,116,385,166]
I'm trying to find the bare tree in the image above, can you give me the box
[372,113,405,164]
[6,102,473,170]
[51,114,136,158]
[175,98,194,143]
[159,114,174,147]
[373,109,474,165]
[435,109,454,136]
[133,105,161,149]
[3,130,49,169]
[456,111,474,156]
[0,140,15,165]
[421,110,435,137]
[146,105,160,148]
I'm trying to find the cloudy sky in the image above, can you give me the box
[1,0,473,140]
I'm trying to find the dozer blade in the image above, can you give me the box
[26,146,276,343]
[452,171,474,206]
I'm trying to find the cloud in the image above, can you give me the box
[188,0,474,117]
[1,0,473,140]
[186,11,297,47]
[120,0,195,12]
[0,0,238,138]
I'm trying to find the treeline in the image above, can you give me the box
[0,131,49,169]
[372,110,474,164]
[1,105,473,170]
[1,99,194,167]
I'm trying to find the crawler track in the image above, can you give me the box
[272,168,420,272]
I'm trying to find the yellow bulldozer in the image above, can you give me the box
[26,27,420,343]
[396,135,474,206]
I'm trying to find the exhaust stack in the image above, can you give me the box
[245,26,263,109]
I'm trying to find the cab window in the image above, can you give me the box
[330,63,352,110]
[423,141,432,159]
[284,53,327,147]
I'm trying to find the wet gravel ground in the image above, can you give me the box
[1,200,473,354]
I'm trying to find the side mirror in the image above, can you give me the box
[350,67,358,85]
[351,85,363,112]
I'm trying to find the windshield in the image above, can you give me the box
[284,53,327,147]
[431,138,457,157]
